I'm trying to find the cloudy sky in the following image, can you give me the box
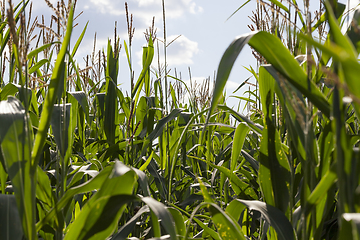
[29,0,359,110]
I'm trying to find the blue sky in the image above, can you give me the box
[30,0,358,111]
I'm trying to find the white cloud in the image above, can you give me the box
[136,35,199,68]
[86,0,123,15]
[189,2,203,14]
[226,80,241,93]
[134,0,202,15]
[82,0,202,23]
[166,35,199,65]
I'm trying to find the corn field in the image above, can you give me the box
[0,0,360,239]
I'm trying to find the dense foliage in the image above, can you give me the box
[0,0,360,239]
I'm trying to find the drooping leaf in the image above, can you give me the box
[234,199,295,240]
[111,206,150,240]
[142,197,178,240]
[208,203,247,240]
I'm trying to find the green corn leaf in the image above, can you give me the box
[226,0,251,21]
[27,41,61,59]
[229,95,257,105]
[0,156,7,194]
[198,177,214,203]
[217,105,263,134]
[143,46,151,97]
[167,108,210,201]
[206,31,256,124]
[13,84,32,106]
[258,66,275,119]
[104,40,119,145]
[111,205,150,240]
[131,167,151,197]
[311,2,345,32]
[225,199,247,223]
[139,151,154,171]
[116,88,130,119]
[268,0,289,12]
[347,6,360,54]
[35,166,55,211]
[132,35,154,99]
[259,123,291,213]
[248,32,330,117]
[71,21,89,57]
[67,164,99,189]
[148,108,183,141]
[208,203,247,240]
[305,163,337,215]
[192,216,221,239]
[0,83,18,100]
[234,199,295,240]
[64,161,137,240]
[142,197,178,240]
[207,30,330,127]
[28,59,49,74]
[196,157,257,199]
[36,166,113,231]
[168,207,186,239]
[123,40,132,71]
[31,3,74,168]
[0,194,24,240]
[325,1,357,57]
[0,96,35,239]
[69,195,138,240]
[231,123,250,173]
